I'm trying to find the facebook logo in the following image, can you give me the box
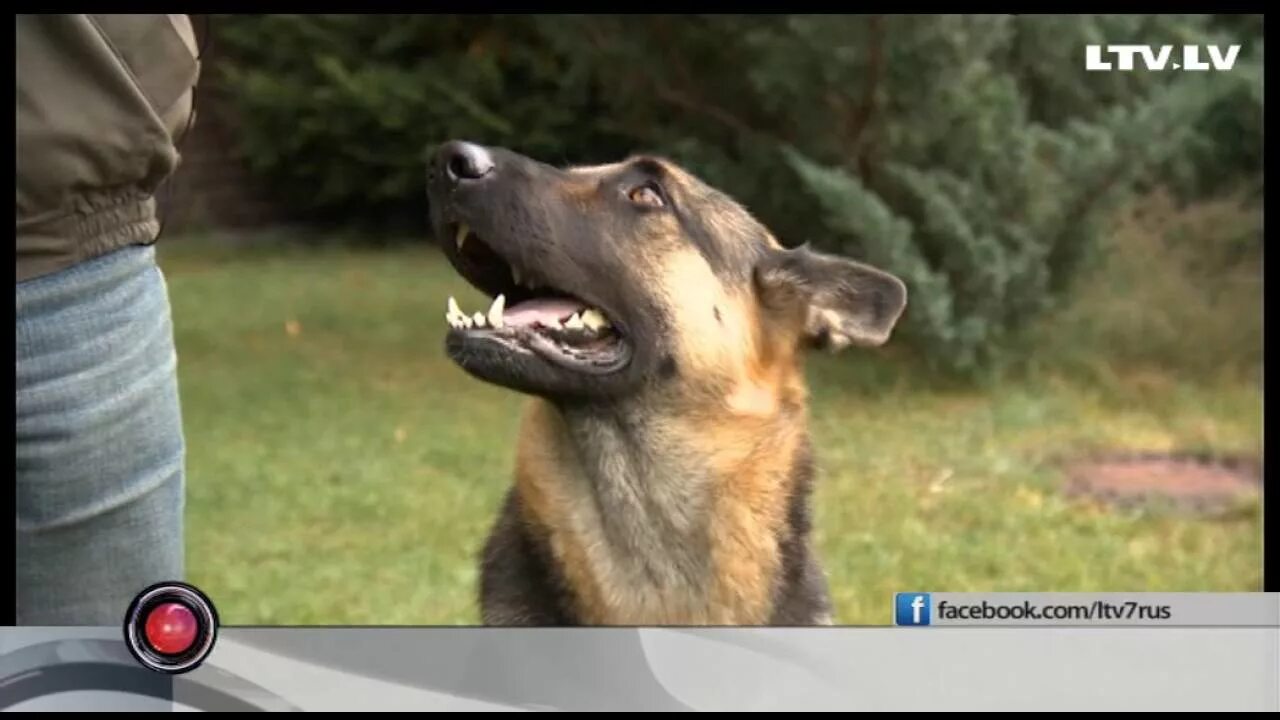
[895,593,932,626]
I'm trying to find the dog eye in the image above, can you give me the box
[628,184,665,209]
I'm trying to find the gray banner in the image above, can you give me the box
[2,624,1278,711]
[893,592,1280,627]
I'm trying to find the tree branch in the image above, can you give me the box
[847,14,885,150]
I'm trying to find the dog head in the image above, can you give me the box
[427,141,907,409]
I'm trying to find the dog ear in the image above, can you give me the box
[753,244,907,351]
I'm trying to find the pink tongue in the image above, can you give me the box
[503,297,588,327]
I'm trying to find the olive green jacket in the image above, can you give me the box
[16,14,201,283]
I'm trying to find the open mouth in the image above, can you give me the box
[442,222,631,374]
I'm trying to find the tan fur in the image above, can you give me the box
[515,404,806,624]
[513,259,812,624]
[687,297,809,623]
[674,405,805,623]
[654,248,753,381]
[567,161,628,176]
[513,404,613,622]
[516,400,718,624]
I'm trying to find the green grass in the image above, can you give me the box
[161,202,1263,626]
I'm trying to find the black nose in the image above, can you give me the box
[437,141,495,184]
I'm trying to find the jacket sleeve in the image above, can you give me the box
[16,14,201,282]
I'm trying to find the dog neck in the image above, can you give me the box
[513,385,810,625]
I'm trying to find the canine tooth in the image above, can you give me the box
[448,296,464,320]
[565,313,584,330]
[456,224,470,250]
[488,294,506,328]
[581,308,608,330]
[512,267,522,286]
[473,312,486,328]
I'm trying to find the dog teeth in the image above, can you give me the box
[447,296,474,329]
[581,308,609,330]
[446,296,469,329]
[456,224,470,251]
[445,294,508,331]
[445,296,610,336]
[487,294,505,329]
[511,267,522,286]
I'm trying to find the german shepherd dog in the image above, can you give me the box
[426,141,907,626]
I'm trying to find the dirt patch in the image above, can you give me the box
[1061,451,1262,516]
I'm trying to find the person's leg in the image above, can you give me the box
[16,244,187,625]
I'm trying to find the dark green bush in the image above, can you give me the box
[211,13,1261,375]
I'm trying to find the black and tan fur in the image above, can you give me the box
[426,142,907,626]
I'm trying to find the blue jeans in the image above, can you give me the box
[16,244,186,625]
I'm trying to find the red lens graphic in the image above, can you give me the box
[124,582,219,674]
[144,602,200,655]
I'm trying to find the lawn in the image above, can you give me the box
[161,200,1263,625]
